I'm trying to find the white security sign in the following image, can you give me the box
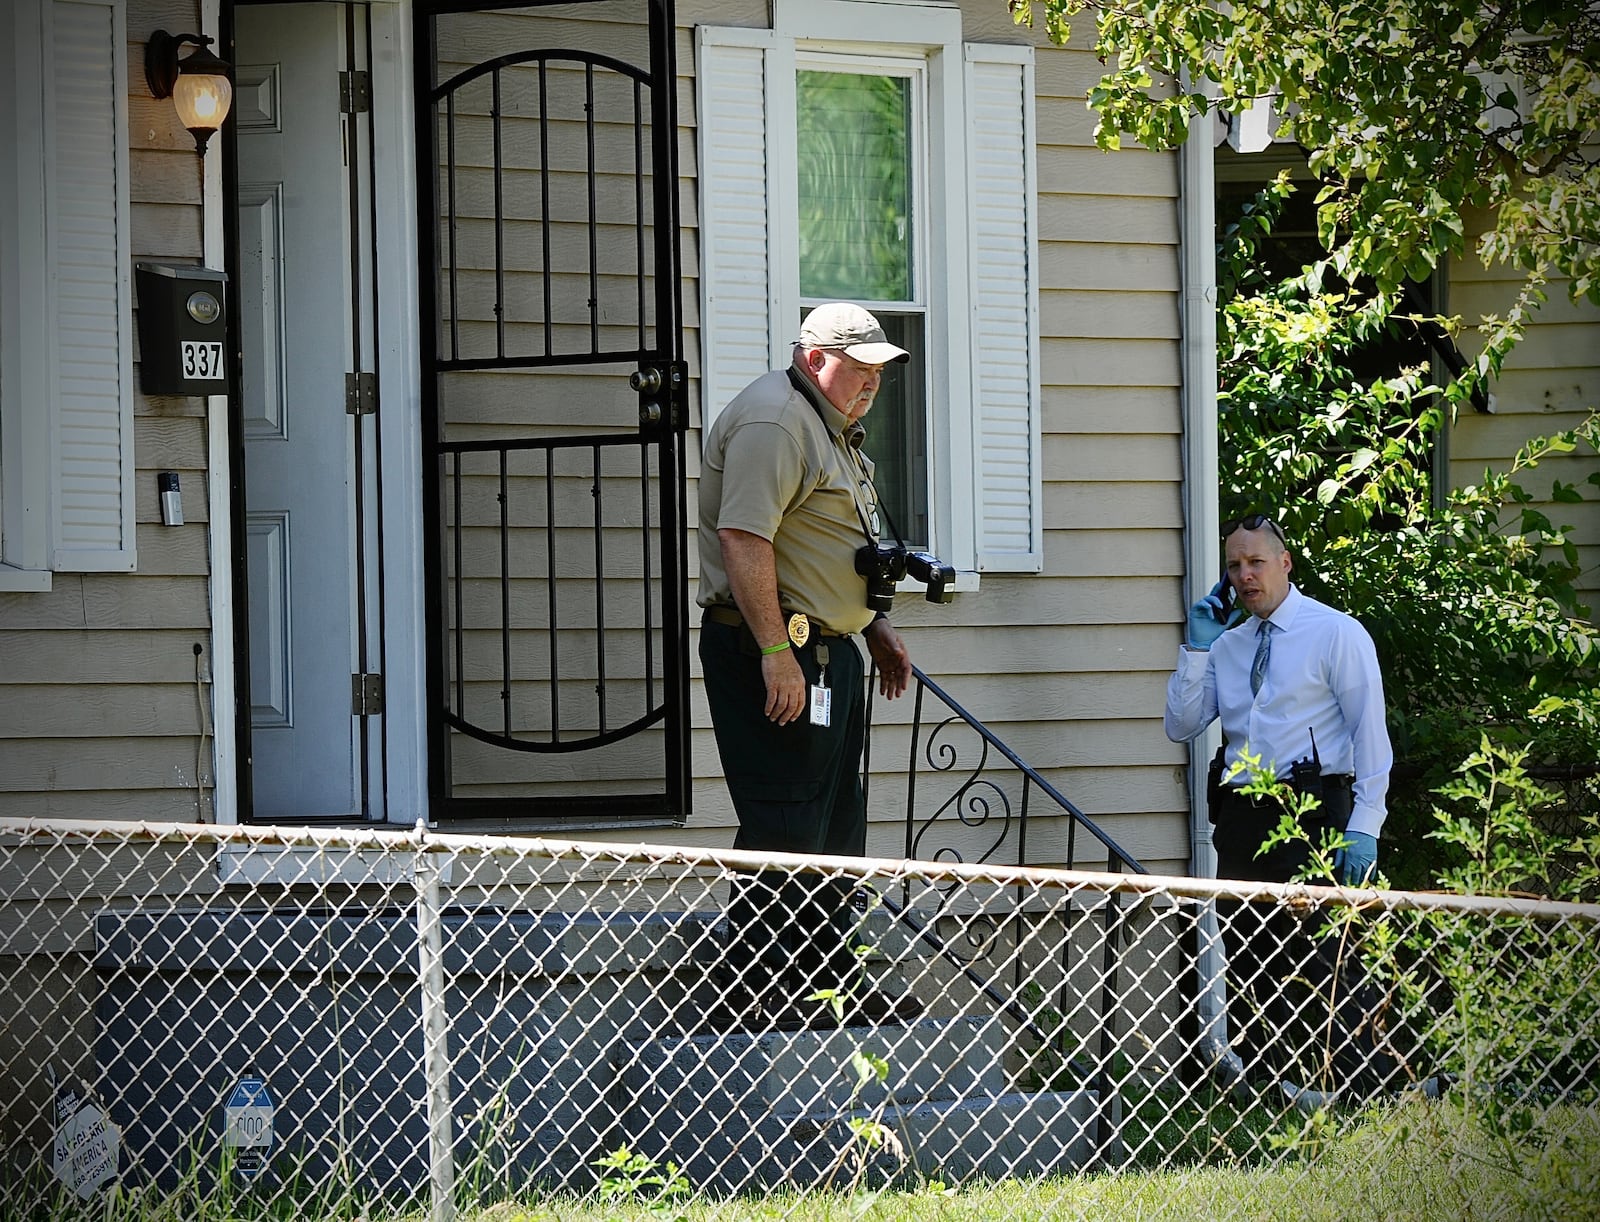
[223,1076,275,1178]
[51,1079,119,1200]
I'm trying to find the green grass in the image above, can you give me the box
[12,1098,1595,1222]
[453,1099,1600,1221]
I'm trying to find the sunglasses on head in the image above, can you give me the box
[1221,513,1286,544]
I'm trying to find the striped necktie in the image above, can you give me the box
[1251,619,1273,696]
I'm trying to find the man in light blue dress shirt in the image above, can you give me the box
[1166,514,1404,1099]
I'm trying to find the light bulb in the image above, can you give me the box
[172,73,233,133]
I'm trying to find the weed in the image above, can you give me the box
[591,1146,691,1220]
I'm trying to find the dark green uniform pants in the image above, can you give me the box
[700,618,867,996]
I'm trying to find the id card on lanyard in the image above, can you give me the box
[809,643,831,727]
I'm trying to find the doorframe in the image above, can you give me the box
[215,0,428,825]
[204,0,235,823]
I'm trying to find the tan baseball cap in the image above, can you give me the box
[797,302,910,365]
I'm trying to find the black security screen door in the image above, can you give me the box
[415,0,689,824]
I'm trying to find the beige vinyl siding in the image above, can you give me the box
[1448,233,1600,621]
[0,1,214,821]
[1017,14,1188,872]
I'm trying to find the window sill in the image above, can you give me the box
[0,565,52,593]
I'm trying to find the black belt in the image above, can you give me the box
[701,604,850,641]
[1211,773,1355,828]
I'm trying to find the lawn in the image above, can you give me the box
[24,1097,1595,1222]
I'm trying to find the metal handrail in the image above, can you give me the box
[864,663,1151,1111]
[865,664,1147,877]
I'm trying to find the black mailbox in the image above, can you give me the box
[135,263,230,395]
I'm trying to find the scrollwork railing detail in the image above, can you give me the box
[908,715,1015,875]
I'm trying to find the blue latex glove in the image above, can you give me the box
[1186,580,1244,650]
[1334,831,1379,885]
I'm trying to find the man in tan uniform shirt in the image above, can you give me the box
[698,302,920,1029]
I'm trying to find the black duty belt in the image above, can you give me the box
[1210,772,1356,829]
[701,604,849,644]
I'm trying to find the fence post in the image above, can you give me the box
[414,827,457,1222]
[1094,881,1126,1168]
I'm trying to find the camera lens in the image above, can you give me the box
[856,543,907,612]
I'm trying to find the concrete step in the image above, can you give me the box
[610,1016,1100,1192]
[91,906,961,1195]
[617,1084,1100,1193]
[791,1087,1100,1187]
[616,1015,1008,1119]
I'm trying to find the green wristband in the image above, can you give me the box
[759,640,791,656]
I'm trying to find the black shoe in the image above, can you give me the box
[696,999,754,1033]
[698,986,837,1033]
[759,993,840,1031]
[842,988,924,1025]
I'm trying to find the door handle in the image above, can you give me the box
[629,367,662,394]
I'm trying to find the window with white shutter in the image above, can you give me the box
[696,2,1040,576]
[696,28,777,434]
[967,44,1041,571]
[0,0,134,589]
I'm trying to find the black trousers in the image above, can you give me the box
[700,619,868,996]
[1212,795,1403,1095]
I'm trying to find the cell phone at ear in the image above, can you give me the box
[1217,571,1235,618]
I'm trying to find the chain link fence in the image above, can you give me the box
[3,817,1597,1220]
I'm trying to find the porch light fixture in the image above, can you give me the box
[145,30,234,156]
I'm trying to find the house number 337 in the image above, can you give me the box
[180,340,224,380]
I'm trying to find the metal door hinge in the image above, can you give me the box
[352,673,384,716]
[340,71,371,114]
[346,372,376,415]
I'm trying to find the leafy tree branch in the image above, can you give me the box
[1010,0,1600,301]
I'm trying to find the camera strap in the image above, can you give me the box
[787,365,895,549]
[839,432,895,547]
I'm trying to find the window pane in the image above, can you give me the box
[796,71,912,302]
[855,313,927,548]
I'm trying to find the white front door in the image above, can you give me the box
[236,3,382,819]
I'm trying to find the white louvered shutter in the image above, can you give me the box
[966,44,1041,573]
[696,29,776,430]
[49,0,135,571]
